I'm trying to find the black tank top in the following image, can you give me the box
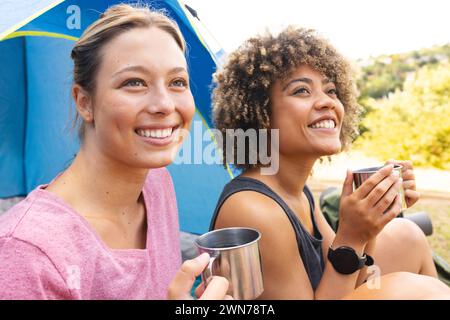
[209,176,324,291]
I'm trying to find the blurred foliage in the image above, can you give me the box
[354,62,450,169]
[356,44,450,99]
[355,44,450,138]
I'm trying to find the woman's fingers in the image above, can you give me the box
[399,165,419,207]
[194,281,205,299]
[405,189,420,207]
[373,179,402,213]
[379,195,403,227]
[198,276,230,300]
[403,179,416,190]
[169,254,231,300]
[402,169,415,183]
[342,169,354,197]
[385,160,414,179]
[385,160,415,187]
[355,164,395,199]
[385,160,419,208]
[365,169,400,207]
[167,253,210,300]
[399,160,413,171]
[195,280,233,300]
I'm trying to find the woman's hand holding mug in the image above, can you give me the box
[337,164,404,246]
[385,160,420,208]
[168,253,233,300]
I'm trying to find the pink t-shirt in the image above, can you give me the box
[0,168,182,300]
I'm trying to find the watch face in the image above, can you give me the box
[332,247,360,275]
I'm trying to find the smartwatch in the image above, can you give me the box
[327,246,374,275]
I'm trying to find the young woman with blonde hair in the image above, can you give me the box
[0,4,229,300]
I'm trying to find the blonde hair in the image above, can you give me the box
[70,3,185,141]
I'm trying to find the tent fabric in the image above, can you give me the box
[0,0,64,40]
[24,37,80,193]
[0,37,27,196]
[0,0,232,235]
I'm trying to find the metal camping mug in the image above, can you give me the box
[194,227,264,300]
[353,164,407,210]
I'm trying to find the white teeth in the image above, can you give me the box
[136,127,173,139]
[310,119,335,129]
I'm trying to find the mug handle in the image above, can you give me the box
[202,254,218,290]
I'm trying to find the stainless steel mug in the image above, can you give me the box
[353,164,407,210]
[194,227,264,300]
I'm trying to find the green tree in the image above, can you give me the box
[357,44,450,101]
[354,63,450,169]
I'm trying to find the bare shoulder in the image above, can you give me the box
[214,190,300,262]
[215,189,314,299]
[214,190,289,232]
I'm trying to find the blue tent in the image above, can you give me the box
[0,0,233,234]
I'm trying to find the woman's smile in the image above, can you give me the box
[135,125,181,147]
[307,116,339,135]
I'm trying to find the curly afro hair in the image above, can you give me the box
[212,26,361,171]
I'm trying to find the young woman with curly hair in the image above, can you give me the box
[210,26,450,299]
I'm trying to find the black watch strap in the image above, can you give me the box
[328,246,374,275]
[357,253,367,269]
[365,254,374,266]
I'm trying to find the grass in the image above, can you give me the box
[404,199,450,263]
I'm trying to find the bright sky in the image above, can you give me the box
[185,0,450,60]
